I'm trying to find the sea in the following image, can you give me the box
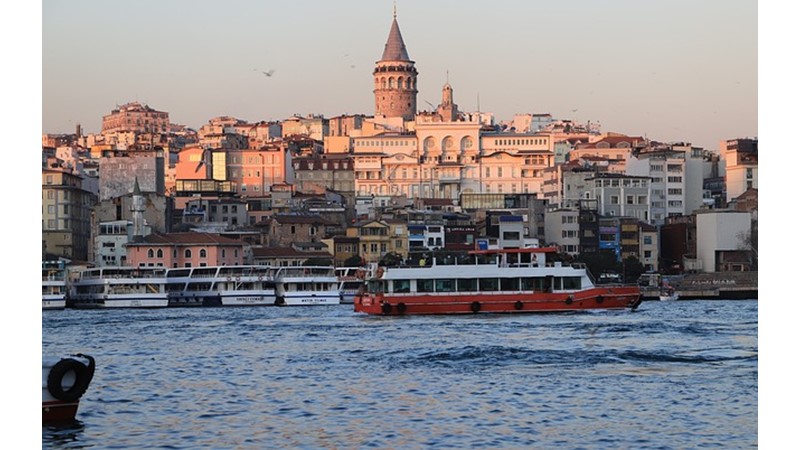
[42,300,758,449]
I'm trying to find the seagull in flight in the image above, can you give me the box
[262,69,275,77]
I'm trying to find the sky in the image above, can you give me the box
[41,0,757,152]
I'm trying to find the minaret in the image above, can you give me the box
[373,5,418,121]
[131,178,146,243]
[437,72,459,122]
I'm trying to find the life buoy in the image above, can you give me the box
[470,301,481,313]
[226,276,232,282]
[235,276,241,282]
[47,354,95,402]
[381,302,392,314]
[258,275,263,281]
[397,302,407,314]
[376,267,385,279]
[514,300,523,310]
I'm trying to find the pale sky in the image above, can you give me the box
[42,0,757,152]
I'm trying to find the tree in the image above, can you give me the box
[379,251,403,267]
[343,255,363,267]
[575,250,620,280]
[622,255,645,284]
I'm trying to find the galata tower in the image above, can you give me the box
[373,8,418,121]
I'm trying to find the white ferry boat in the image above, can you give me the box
[275,266,341,306]
[69,266,170,308]
[336,267,367,304]
[165,265,278,307]
[42,261,68,310]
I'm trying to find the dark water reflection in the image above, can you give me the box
[43,300,757,449]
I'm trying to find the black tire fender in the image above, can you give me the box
[396,302,407,314]
[514,301,523,310]
[381,302,392,314]
[470,301,481,313]
[47,355,94,402]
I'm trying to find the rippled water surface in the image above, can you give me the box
[43,300,757,449]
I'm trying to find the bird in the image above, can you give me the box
[571,109,578,113]
[262,70,275,77]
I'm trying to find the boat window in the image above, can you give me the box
[435,279,456,292]
[500,278,520,291]
[393,279,411,293]
[417,279,434,293]
[520,277,536,291]
[563,277,582,290]
[187,282,213,291]
[458,278,477,292]
[479,278,499,291]
[368,280,385,293]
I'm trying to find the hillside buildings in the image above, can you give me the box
[41,8,756,278]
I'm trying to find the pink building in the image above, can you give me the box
[126,232,247,268]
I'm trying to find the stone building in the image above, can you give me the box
[101,102,170,135]
[373,9,417,122]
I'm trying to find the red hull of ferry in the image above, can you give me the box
[355,286,643,315]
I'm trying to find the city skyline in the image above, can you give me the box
[42,0,757,152]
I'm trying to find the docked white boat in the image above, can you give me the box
[336,267,367,304]
[43,353,95,423]
[69,266,169,308]
[42,260,68,310]
[275,266,341,306]
[165,265,277,307]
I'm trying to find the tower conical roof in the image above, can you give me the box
[380,17,411,61]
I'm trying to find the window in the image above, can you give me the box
[200,249,207,258]
[393,280,411,293]
[184,249,192,258]
[157,249,163,258]
[479,278,499,291]
[458,279,477,291]
[435,279,456,292]
[417,279,434,292]
[148,249,154,258]
[500,278,519,291]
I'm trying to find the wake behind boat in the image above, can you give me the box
[354,247,642,315]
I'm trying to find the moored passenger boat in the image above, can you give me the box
[354,247,642,315]
[42,260,68,310]
[275,266,341,306]
[165,265,277,307]
[69,266,169,308]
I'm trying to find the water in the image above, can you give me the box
[43,300,758,449]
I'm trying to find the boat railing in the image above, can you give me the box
[42,271,66,281]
